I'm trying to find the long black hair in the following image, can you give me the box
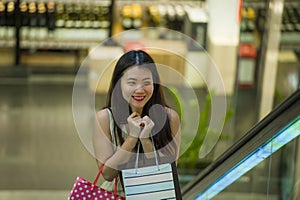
[106,50,174,153]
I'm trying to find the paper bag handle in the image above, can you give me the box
[93,164,118,198]
[135,135,160,173]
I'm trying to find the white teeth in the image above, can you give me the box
[133,96,144,100]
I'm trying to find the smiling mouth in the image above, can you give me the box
[132,96,145,102]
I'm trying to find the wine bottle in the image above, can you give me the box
[46,1,55,31]
[92,5,101,29]
[0,1,6,39]
[28,2,38,40]
[6,1,15,27]
[82,5,92,28]
[158,5,167,28]
[295,7,300,32]
[131,4,142,29]
[55,3,65,28]
[174,4,185,31]
[0,1,5,26]
[166,5,176,30]
[74,4,82,28]
[20,2,29,26]
[65,4,75,28]
[99,5,110,29]
[28,2,37,27]
[37,2,47,27]
[122,5,132,30]
[147,5,160,27]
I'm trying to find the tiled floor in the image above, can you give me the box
[0,190,70,200]
[0,75,98,198]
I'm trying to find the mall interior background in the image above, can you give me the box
[0,0,299,199]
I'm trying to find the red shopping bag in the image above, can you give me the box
[68,165,125,200]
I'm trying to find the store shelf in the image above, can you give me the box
[18,0,111,6]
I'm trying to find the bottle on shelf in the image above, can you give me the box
[174,4,185,32]
[166,5,176,30]
[99,5,110,29]
[74,4,82,29]
[47,1,56,31]
[293,7,300,32]
[6,1,15,27]
[82,4,92,29]
[20,2,29,40]
[20,2,29,26]
[37,2,46,27]
[65,3,75,28]
[27,2,38,41]
[157,4,167,28]
[256,8,266,34]
[6,1,15,40]
[0,1,5,26]
[28,2,37,27]
[86,5,97,29]
[55,3,65,28]
[131,4,142,29]
[0,1,6,39]
[246,7,255,33]
[92,5,101,29]
[147,5,158,27]
[122,5,132,30]
[37,2,48,40]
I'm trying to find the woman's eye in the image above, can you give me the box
[127,81,136,85]
[144,81,152,86]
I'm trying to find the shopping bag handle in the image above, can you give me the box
[135,135,160,173]
[93,164,118,198]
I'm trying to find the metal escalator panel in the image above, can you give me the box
[182,89,300,200]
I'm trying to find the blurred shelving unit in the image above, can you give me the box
[0,0,113,73]
[237,0,300,89]
[0,0,208,75]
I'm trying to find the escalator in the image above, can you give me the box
[182,89,300,199]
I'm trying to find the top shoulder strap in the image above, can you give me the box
[106,108,118,149]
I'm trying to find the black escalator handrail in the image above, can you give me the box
[182,88,300,197]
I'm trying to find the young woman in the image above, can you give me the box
[93,49,181,195]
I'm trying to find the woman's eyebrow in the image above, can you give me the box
[127,78,137,81]
[127,77,152,81]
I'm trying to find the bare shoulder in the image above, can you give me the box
[165,107,180,138]
[95,108,111,137]
[96,108,110,123]
[165,107,180,123]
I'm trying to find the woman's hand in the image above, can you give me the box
[127,112,143,138]
[139,116,155,139]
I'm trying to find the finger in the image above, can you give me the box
[129,112,141,119]
[142,116,152,124]
[127,112,140,123]
[141,118,154,129]
[140,122,145,127]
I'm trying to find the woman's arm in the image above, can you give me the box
[140,108,181,159]
[93,109,138,181]
[166,107,181,161]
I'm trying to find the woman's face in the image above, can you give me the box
[121,66,154,114]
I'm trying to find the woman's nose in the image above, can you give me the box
[135,84,144,92]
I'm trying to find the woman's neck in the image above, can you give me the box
[131,107,143,115]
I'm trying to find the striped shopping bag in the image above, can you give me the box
[121,141,182,200]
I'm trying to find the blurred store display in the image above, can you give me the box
[0,0,299,73]
[241,0,300,48]
[0,0,206,50]
[238,0,300,89]
[0,0,206,69]
[0,0,111,50]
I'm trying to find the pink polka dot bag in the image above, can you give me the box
[68,165,125,200]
